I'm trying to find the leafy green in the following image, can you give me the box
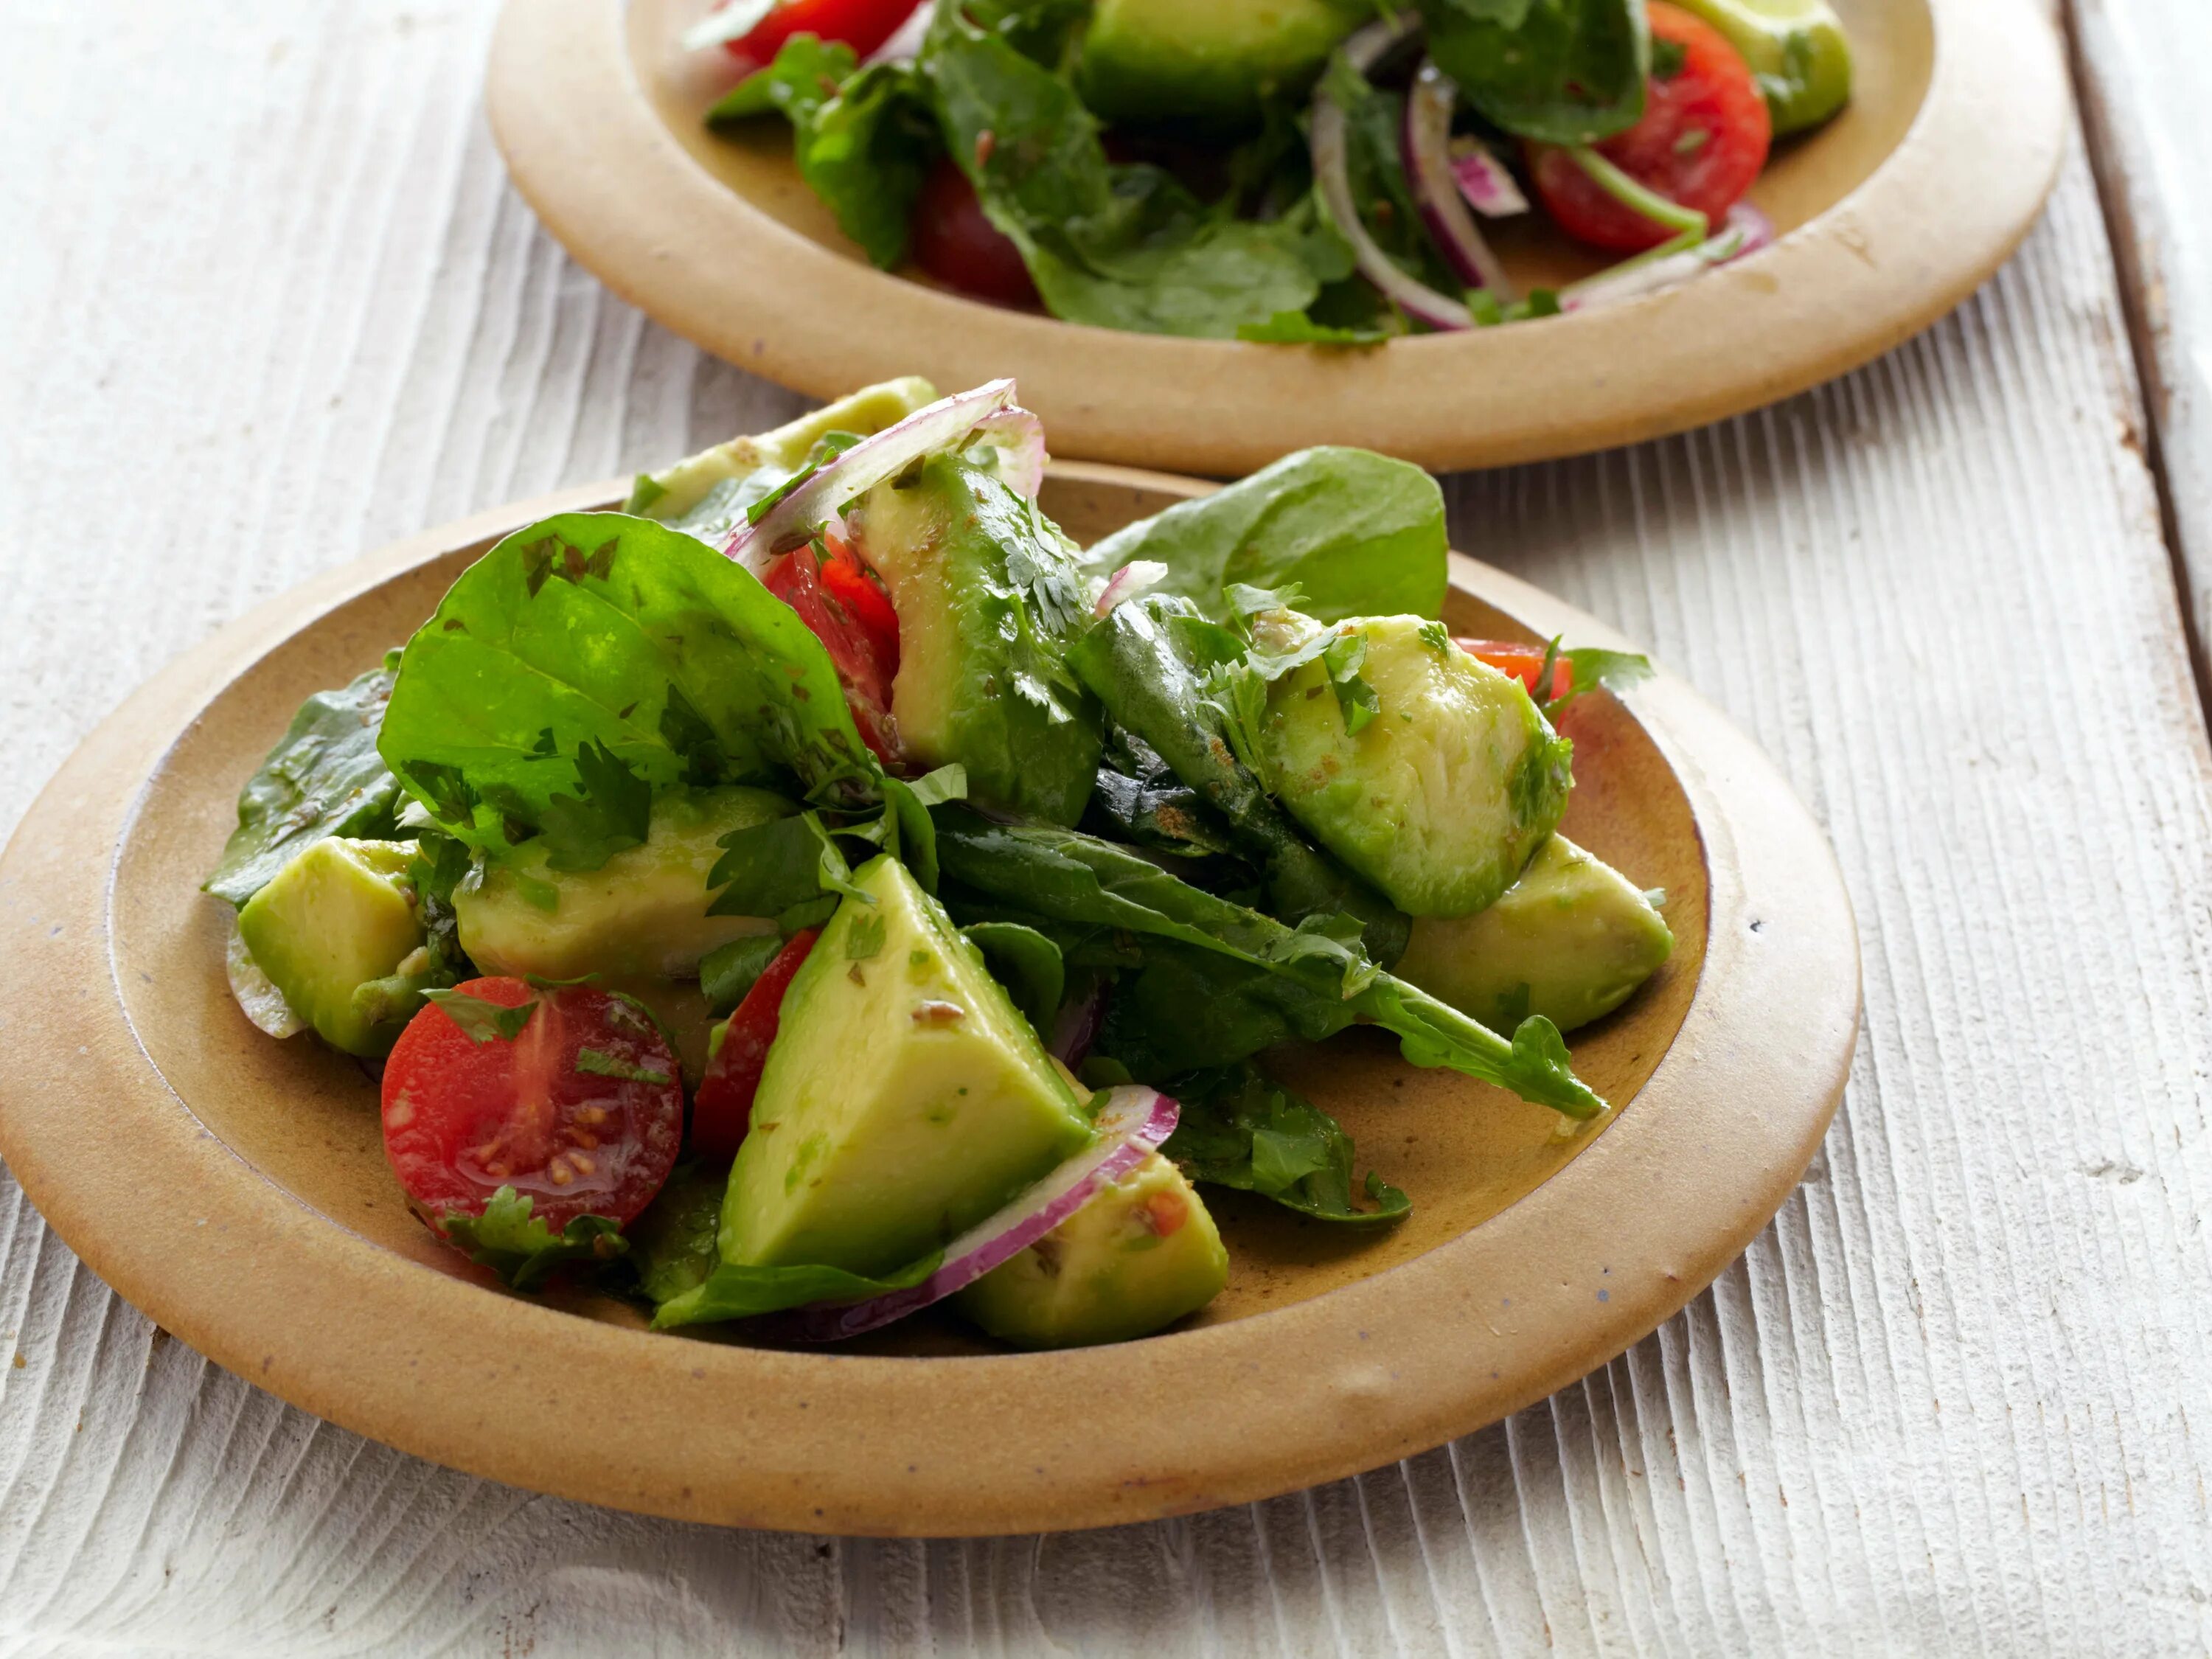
[1320,56,1462,302]
[204,655,406,905]
[706,32,856,125]
[933,809,1604,1115]
[1545,642,1655,720]
[439,1187,627,1291]
[846,911,888,960]
[1087,726,1241,860]
[379,512,881,861]
[623,1164,729,1307]
[1081,448,1447,626]
[1165,1062,1411,1224]
[962,921,1065,1036]
[920,10,1326,338]
[574,1046,673,1085]
[1420,0,1650,145]
[708,810,868,926]
[699,933,786,1015]
[1236,310,1391,346]
[421,987,537,1044]
[652,1253,940,1329]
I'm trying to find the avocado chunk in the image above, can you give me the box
[857,455,1102,824]
[1669,0,1852,136]
[956,1152,1228,1348]
[1078,0,1368,131]
[1395,835,1674,1034]
[454,787,794,981]
[1252,614,1573,919]
[237,838,425,1056]
[726,855,1095,1277]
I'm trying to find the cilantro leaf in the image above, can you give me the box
[708,811,869,919]
[1164,1062,1411,1225]
[422,988,536,1044]
[439,1186,628,1291]
[538,740,652,872]
[574,1046,673,1085]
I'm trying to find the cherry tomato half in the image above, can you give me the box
[1458,639,1572,704]
[382,978,684,1235]
[714,0,922,70]
[692,928,821,1160]
[1528,1,1771,254]
[911,157,1039,309]
[762,532,901,765]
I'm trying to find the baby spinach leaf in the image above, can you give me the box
[961,921,1065,1036]
[1236,310,1391,346]
[1165,1062,1411,1225]
[652,1253,940,1329]
[204,655,406,905]
[379,511,880,858]
[623,1164,731,1307]
[439,1186,628,1291]
[1081,448,1447,626]
[700,933,786,1015]
[1420,0,1650,145]
[706,34,857,127]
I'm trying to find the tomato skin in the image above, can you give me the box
[718,0,922,68]
[1528,1,1771,253]
[1458,639,1571,703]
[911,157,1039,309]
[692,930,821,1160]
[381,977,684,1235]
[761,532,901,765]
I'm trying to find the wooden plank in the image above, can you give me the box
[3,3,2211,1654]
[2070,0,2212,695]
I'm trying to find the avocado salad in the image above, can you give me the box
[207,378,1673,1349]
[685,0,1852,339]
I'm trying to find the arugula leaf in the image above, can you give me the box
[651,1253,941,1329]
[438,1186,627,1291]
[422,988,536,1044]
[700,933,785,1015]
[1081,448,1447,626]
[575,1046,673,1085]
[1165,1062,1411,1225]
[204,655,405,905]
[961,921,1065,1036]
[1420,0,1650,145]
[380,512,882,857]
[1236,310,1391,347]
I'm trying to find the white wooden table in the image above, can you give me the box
[6,2,2211,1652]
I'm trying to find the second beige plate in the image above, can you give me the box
[487,0,2065,474]
[0,465,1858,1535]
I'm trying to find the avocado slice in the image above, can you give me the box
[857,455,1102,824]
[1253,614,1573,919]
[1078,0,1369,131]
[453,786,795,981]
[726,855,1095,1278]
[955,1152,1228,1348]
[236,838,425,1056]
[1395,834,1674,1034]
[1669,0,1852,136]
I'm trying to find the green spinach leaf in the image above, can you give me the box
[652,1254,939,1329]
[961,921,1066,1036]
[1420,0,1650,145]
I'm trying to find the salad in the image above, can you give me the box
[206,378,1674,1349]
[685,0,1851,339]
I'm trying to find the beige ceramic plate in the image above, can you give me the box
[0,465,1857,1536]
[486,0,2064,474]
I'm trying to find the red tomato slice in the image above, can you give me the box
[716,0,922,69]
[381,977,684,1236]
[1528,1,1771,253]
[762,533,901,765]
[1457,638,1571,703]
[911,156,1039,309]
[692,929,821,1160]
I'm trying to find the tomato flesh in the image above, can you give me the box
[1458,638,1571,704]
[911,157,1039,308]
[761,532,901,765]
[381,977,684,1235]
[717,0,922,69]
[1528,1,1771,253]
[692,929,821,1161]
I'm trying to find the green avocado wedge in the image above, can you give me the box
[236,838,425,1057]
[1671,0,1852,135]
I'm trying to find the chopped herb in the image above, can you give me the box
[574,1046,673,1086]
[422,988,536,1044]
[846,912,888,961]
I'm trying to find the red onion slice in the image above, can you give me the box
[724,379,1034,569]
[1049,981,1107,1066]
[967,403,1048,498]
[1093,558,1169,617]
[1559,202,1776,313]
[681,0,778,55]
[785,1085,1179,1342]
[1310,19,1475,333]
[1450,136,1528,218]
[1403,60,1514,299]
[865,0,933,65]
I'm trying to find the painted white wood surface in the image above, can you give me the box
[4,3,2211,1654]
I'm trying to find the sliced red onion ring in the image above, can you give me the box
[1450,135,1528,218]
[786,1085,1179,1342]
[1093,558,1169,617]
[1559,202,1775,313]
[1049,981,1107,1066]
[1311,18,1475,333]
[1403,60,1514,299]
[725,379,1029,569]
[865,0,934,66]
[681,0,778,55]
[967,403,1047,498]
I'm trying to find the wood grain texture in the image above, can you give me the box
[2,1,2209,1653]
[2067,0,2212,695]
